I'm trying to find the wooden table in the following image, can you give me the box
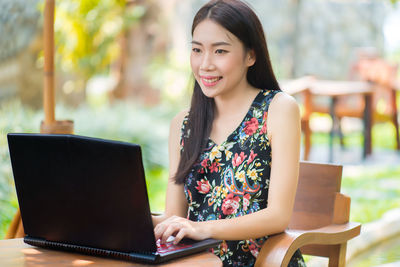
[281,78,374,162]
[0,238,222,267]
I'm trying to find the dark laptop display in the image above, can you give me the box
[7,133,221,263]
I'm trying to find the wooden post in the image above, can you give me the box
[302,90,312,160]
[40,0,74,134]
[43,0,55,125]
[5,0,73,239]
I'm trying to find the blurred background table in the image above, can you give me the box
[281,77,374,162]
[0,238,222,267]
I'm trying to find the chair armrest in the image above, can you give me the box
[254,222,361,267]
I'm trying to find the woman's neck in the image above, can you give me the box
[213,84,260,120]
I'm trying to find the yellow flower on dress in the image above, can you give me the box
[247,169,258,181]
[221,187,228,198]
[235,170,246,183]
[210,146,222,161]
[215,186,222,196]
[225,150,233,161]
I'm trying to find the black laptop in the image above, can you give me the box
[7,133,221,264]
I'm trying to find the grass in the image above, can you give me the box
[348,234,400,267]
[342,166,400,224]
[311,121,398,150]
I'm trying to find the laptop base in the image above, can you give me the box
[24,236,221,264]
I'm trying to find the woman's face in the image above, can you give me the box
[190,19,255,99]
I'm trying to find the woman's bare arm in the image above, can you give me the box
[152,110,189,227]
[154,93,301,243]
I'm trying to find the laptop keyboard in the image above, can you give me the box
[156,238,193,254]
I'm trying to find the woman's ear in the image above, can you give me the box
[246,49,256,67]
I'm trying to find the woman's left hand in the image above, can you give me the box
[154,215,210,245]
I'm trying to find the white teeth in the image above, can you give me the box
[203,77,221,83]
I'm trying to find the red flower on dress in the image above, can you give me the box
[201,158,208,168]
[222,193,240,215]
[249,243,259,258]
[260,122,267,134]
[195,179,211,194]
[243,117,259,136]
[232,152,247,167]
[209,162,218,173]
[220,241,228,255]
[247,150,257,164]
[260,112,268,134]
[263,111,268,120]
[243,194,251,211]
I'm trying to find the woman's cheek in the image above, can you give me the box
[190,55,200,72]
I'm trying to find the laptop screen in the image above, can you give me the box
[8,133,157,253]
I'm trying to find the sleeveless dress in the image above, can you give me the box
[181,89,306,267]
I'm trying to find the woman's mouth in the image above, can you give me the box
[201,76,223,87]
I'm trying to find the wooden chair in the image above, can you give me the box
[348,56,399,150]
[301,56,400,160]
[255,161,361,267]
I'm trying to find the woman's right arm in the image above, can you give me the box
[152,110,189,227]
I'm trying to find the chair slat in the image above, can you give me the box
[289,162,343,230]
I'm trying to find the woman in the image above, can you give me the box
[153,0,305,266]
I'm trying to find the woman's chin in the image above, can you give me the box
[199,84,224,99]
[200,89,218,99]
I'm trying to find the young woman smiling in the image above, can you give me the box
[152,1,305,266]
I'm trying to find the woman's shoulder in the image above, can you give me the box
[170,109,190,135]
[172,109,189,125]
[268,89,298,110]
[267,90,300,128]
[259,88,297,111]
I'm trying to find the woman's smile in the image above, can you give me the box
[200,75,223,87]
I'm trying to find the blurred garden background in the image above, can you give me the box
[1,0,400,266]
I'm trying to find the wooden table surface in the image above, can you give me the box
[0,238,222,267]
[280,77,373,96]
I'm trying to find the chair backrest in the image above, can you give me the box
[289,161,344,230]
[351,55,399,116]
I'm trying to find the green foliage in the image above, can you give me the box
[311,122,398,150]
[51,0,145,80]
[0,99,174,238]
[342,166,400,224]
[348,235,400,267]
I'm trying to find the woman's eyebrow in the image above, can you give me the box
[191,40,232,46]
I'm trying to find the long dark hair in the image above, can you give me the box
[174,0,280,184]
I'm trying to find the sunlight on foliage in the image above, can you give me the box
[40,0,146,85]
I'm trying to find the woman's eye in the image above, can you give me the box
[216,49,227,54]
[192,48,201,53]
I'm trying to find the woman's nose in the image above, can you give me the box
[200,53,215,71]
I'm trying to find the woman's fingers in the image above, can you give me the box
[154,216,195,244]
[173,228,186,245]
[154,222,167,241]
[161,223,180,244]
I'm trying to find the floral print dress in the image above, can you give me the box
[181,89,306,267]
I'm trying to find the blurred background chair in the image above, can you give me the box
[298,49,399,160]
